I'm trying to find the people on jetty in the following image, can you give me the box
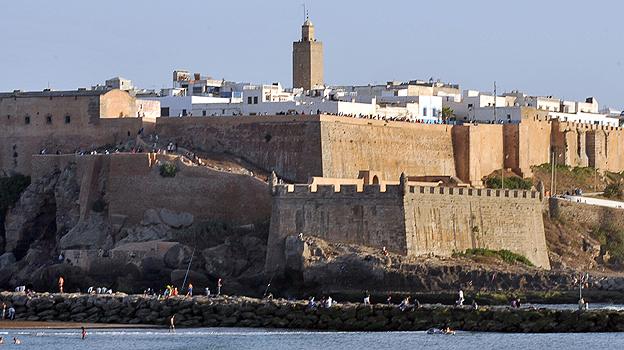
[81,326,87,340]
[169,314,176,333]
[58,276,64,293]
[456,289,464,306]
[578,298,589,311]
[186,283,193,297]
[1,302,5,319]
[386,295,392,305]
[325,296,333,308]
[217,278,223,296]
[205,287,211,297]
[307,297,316,309]
[363,291,371,305]
[399,297,410,311]
[472,300,479,310]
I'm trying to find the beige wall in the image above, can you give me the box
[404,186,550,268]
[266,182,550,272]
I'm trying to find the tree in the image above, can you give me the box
[441,106,455,121]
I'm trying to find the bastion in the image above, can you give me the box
[265,174,550,273]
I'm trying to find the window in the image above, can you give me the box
[247,97,253,104]
[46,115,52,124]
[254,96,258,104]
[202,110,206,116]
[182,109,187,116]
[24,116,30,124]
[65,115,71,124]
[161,107,170,116]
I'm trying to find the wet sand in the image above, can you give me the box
[0,320,161,329]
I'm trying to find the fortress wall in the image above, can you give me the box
[1,117,142,176]
[267,183,550,272]
[403,186,550,269]
[550,198,624,230]
[514,113,552,177]
[29,153,271,226]
[318,116,457,181]
[265,184,406,272]
[155,116,324,182]
[104,155,271,225]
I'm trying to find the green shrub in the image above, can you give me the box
[592,225,624,265]
[453,248,534,267]
[159,162,178,177]
[604,183,624,199]
[485,176,533,190]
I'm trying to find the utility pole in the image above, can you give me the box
[493,81,497,123]
[550,151,555,197]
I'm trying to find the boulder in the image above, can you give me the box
[159,209,193,228]
[164,244,193,269]
[142,209,162,226]
[59,214,113,250]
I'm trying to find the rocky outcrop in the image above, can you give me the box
[1,292,624,332]
[4,171,58,257]
[59,213,113,250]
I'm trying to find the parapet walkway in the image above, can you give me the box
[559,195,624,209]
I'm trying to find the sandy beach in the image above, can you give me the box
[0,320,160,329]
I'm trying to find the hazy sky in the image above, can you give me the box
[1,0,622,108]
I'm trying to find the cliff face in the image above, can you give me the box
[0,156,271,295]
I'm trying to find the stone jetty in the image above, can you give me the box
[1,292,624,332]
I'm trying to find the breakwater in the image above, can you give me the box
[1,292,624,332]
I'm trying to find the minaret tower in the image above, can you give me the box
[292,16,324,90]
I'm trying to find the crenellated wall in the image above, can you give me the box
[266,180,550,272]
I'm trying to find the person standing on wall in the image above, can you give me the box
[217,278,223,296]
[58,276,64,294]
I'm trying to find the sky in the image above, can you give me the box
[1,0,622,108]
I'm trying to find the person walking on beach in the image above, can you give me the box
[217,278,223,296]
[58,276,65,293]
[81,326,87,340]
[169,314,176,333]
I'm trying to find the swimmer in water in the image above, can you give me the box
[13,337,21,344]
[81,326,87,340]
[0,336,4,344]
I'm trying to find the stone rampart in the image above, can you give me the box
[549,198,624,230]
[29,153,271,226]
[266,182,550,272]
[1,293,624,332]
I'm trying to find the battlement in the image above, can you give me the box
[407,185,542,201]
[273,182,542,201]
[274,183,401,197]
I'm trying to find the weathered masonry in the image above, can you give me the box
[266,175,550,272]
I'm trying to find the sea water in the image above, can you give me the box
[2,328,624,350]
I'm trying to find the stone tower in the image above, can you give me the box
[292,18,324,90]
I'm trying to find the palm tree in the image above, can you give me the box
[441,106,455,122]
